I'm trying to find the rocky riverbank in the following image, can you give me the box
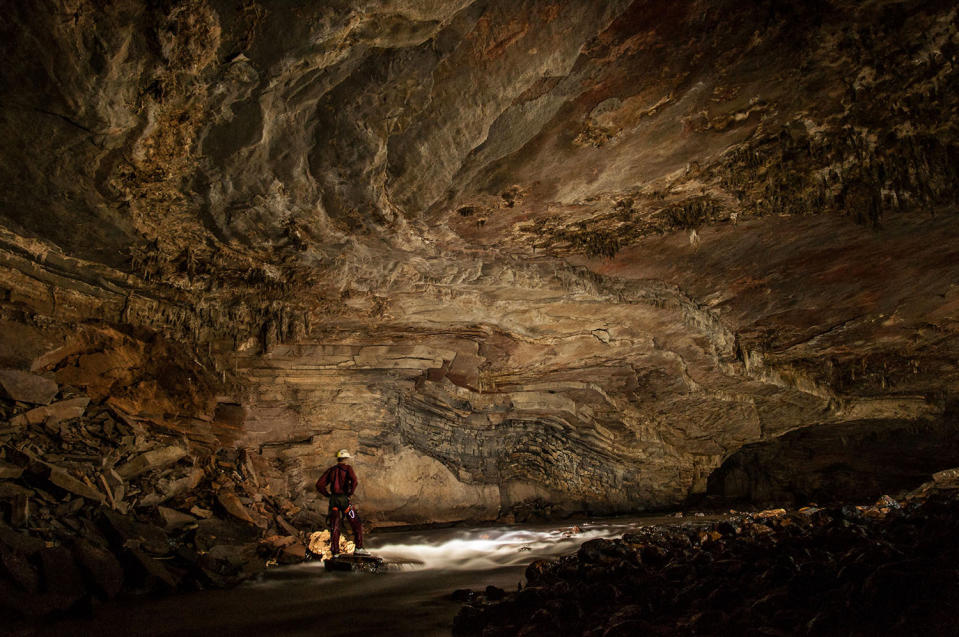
[0,370,320,626]
[454,471,959,636]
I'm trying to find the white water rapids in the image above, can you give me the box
[370,520,650,571]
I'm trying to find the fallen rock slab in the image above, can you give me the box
[138,467,204,508]
[127,547,179,591]
[1,546,40,592]
[157,506,197,531]
[323,553,384,573]
[0,525,46,555]
[0,369,58,405]
[48,467,106,503]
[278,541,306,564]
[0,460,24,479]
[116,446,188,480]
[217,490,256,525]
[100,510,170,556]
[72,539,124,599]
[9,397,90,427]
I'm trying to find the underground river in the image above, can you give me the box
[28,514,721,637]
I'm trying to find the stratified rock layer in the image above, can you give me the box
[0,0,957,527]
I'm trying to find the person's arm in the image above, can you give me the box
[315,467,332,497]
[346,465,358,496]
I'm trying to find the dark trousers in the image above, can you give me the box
[328,494,363,552]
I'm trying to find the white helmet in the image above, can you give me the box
[335,449,352,459]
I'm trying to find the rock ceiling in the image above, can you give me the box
[0,0,957,522]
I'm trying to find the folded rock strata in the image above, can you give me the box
[0,0,955,582]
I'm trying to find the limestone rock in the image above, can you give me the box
[116,446,188,480]
[216,490,256,525]
[9,397,90,427]
[0,460,23,480]
[156,507,197,531]
[0,369,58,405]
[47,467,106,504]
[72,539,124,600]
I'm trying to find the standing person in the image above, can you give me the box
[315,449,368,557]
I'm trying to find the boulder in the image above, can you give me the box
[0,482,33,498]
[38,546,86,605]
[100,509,170,555]
[0,460,23,480]
[0,369,58,405]
[126,547,179,591]
[190,505,213,519]
[0,526,45,555]
[72,539,124,599]
[194,518,259,552]
[138,467,205,508]
[217,489,256,524]
[8,396,90,427]
[115,446,188,480]
[278,541,306,564]
[47,466,106,503]
[157,506,197,531]
[0,545,40,592]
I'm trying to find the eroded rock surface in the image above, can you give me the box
[0,0,957,533]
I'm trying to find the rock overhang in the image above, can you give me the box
[0,0,955,521]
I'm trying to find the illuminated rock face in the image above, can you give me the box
[0,0,958,523]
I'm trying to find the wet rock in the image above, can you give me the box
[455,488,959,636]
[932,468,959,483]
[0,369,58,405]
[451,589,476,602]
[485,585,506,601]
[525,559,557,586]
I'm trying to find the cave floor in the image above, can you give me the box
[20,514,721,637]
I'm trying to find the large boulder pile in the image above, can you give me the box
[454,472,959,636]
[0,369,315,625]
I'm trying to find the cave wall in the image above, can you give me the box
[0,0,957,524]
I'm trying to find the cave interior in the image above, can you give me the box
[0,0,957,632]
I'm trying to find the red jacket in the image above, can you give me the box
[316,462,358,497]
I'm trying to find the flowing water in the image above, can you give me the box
[37,514,718,637]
